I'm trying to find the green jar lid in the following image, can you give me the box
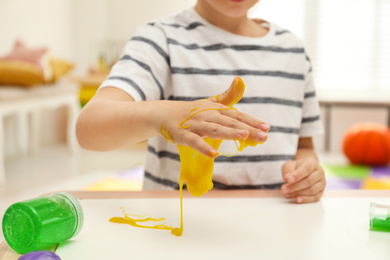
[57,192,84,237]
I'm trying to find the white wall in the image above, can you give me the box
[106,0,196,39]
[73,0,196,73]
[0,0,74,59]
[1,0,195,158]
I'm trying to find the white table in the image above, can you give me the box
[1,190,390,260]
[0,80,80,185]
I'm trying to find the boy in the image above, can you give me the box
[76,0,325,204]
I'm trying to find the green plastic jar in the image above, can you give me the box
[370,201,390,232]
[2,192,84,254]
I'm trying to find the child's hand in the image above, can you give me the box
[281,158,326,204]
[158,78,270,157]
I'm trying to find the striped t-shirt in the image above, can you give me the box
[99,8,324,190]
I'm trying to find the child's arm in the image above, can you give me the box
[280,137,326,204]
[76,80,270,157]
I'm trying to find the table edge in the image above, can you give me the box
[60,189,390,200]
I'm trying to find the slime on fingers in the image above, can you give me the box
[110,77,264,237]
[160,123,175,143]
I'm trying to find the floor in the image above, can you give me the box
[0,142,346,242]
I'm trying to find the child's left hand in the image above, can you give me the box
[281,158,326,204]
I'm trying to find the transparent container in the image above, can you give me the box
[369,201,390,232]
[2,192,84,254]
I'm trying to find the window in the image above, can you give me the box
[250,0,390,92]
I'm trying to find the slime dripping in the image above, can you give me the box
[110,77,263,237]
[174,76,262,235]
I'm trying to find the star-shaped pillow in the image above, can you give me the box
[0,40,47,70]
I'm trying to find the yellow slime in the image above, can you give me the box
[178,76,259,197]
[172,76,261,236]
[109,77,262,237]
[109,207,174,231]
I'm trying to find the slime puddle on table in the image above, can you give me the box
[109,207,174,231]
[110,77,262,236]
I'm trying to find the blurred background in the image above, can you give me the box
[0,0,390,219]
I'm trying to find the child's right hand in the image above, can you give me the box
[156,77,270,157]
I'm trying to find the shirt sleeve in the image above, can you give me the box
[98,23,170,101]
[299,53,324,137]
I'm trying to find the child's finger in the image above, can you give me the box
[208,76,245,106]
[282,170,323,194]
[281,161,297,183]
[283,158,318,184]
[220,109,270,133]
[179,131,219,158]
[184,106,268,143]
[294,190,324,204]
[282,178,324,198]
[190,122,250,141]
[203,114,267,143]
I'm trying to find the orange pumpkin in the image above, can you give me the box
[342,122,390,165]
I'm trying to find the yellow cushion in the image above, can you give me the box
[0,60,45,87]
[0,58,74,87]
[48,58,74,82]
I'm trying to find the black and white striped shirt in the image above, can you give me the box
[100,8,324,190]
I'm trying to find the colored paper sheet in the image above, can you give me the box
[83,165,144,191]
[361,176,390,190]
[325,178,362,190]
[371,167,390,178]
[322,164,371,180]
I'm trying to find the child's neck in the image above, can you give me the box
[194,4,268,38]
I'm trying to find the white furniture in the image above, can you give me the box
[0,80,80,186]
[318,90,390,152]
